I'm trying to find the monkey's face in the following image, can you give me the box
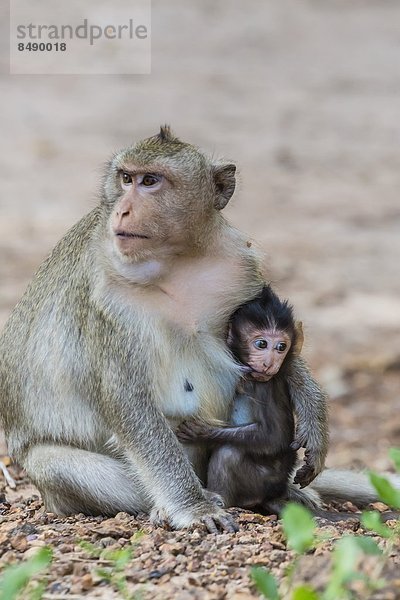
[102,127,237,263]
[236,328,292,382]
[109,169,177,259]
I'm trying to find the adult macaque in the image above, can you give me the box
[177,285,305,511]
[0,127,332,531]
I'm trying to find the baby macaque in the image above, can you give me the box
[177,285,307,512]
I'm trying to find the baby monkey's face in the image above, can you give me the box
[239,328,292,382]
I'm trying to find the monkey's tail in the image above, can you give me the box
[309,468,400,507]
[287,482,322,510]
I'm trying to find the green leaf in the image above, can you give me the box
[361,511,393,539]
[28,581,46,600]
[292,584,320,599]
[352,536,382,556]
[331,536,362,584]
[96,568,112,582]
[389,448,400,472]
[369,472,400,508]
[251,567,280,600]
[330,534,381,591]
[78,540,101,558]
[0,548,53,600]
[110,548,132,571]
[281,503,316,554]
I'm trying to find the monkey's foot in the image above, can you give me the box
[200,514,238,534]
[150,507,171,528]
[152,502,238,533]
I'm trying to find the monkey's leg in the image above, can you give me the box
[23,445,149,516]
[207,446,242,507]
[183,444,209,485]
[207,446,266,508]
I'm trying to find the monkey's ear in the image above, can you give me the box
[293,321,304,355]
[212,163,236,210]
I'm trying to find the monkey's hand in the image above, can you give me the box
[151,497,237,533]
[176,419,212,444]
[293,448,321,488]
[291,427,327,487]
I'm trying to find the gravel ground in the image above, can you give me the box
[1,467,399,599]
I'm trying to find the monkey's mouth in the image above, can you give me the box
[251,372,273,382]
[115,231,150,240]
[239,364,273,381]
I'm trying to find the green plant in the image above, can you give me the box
[251,448,400,600]
[96,547,134,599]
[0,548,53,600]
[79,532,144,600]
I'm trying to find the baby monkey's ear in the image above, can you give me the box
[293,321,304,355]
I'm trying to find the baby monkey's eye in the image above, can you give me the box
[141,174,160,187]
[121,172,132,185]
[254,339,268,349]
[276,342,287,352]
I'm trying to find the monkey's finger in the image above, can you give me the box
[294,468,316,488]
[202,516,219,534]
[217,515,239,533]
[176,434,195,444]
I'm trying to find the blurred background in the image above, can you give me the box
[1,0,399,471]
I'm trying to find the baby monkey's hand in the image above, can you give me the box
[291,445,322,488]
[176,419,211,444]
[291,434,323,488]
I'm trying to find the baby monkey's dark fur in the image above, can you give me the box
[178,286,400,522]
[178,285,300,513]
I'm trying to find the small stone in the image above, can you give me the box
[370,502,389,512]
[81,573,94,590]
[10,535,27,552]
[55,561,74,576]
[341,501,359,513]
[58,543,74,553]
[99,536,116,547]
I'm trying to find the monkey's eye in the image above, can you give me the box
[140,174,160,187]
[121,172,133,185]
[276,342,287,352]
[254,339,268,349]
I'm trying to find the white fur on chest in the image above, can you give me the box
[153,326,240,422]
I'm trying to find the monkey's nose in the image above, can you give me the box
[118,208,130,218]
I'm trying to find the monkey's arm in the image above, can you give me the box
[286,355,329,487]
[98,341,237,534]
[177,419,283,453]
